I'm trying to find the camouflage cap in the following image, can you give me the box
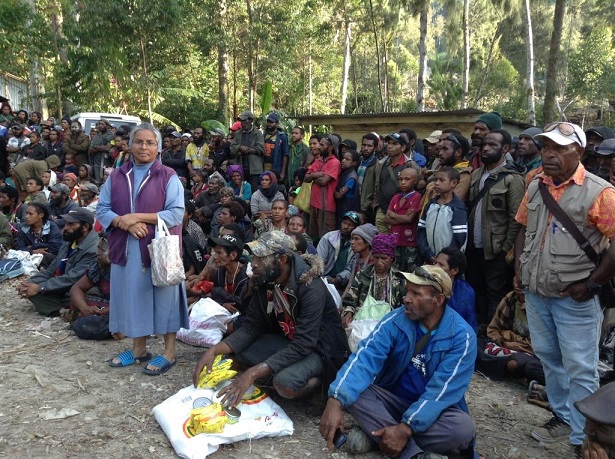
[245,231,296,257]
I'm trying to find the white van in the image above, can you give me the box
[71,112,141,136]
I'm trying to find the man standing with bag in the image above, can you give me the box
[514,122,615,458]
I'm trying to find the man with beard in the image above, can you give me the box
[305,134,341,239]
[469,112,503,170]
[17,207,99,316]
[359,133,380,223]
[192,231,349,402]
[592,138,615,182]
[62,121,90,167]
[287,126,309,188]
[186,127,209,176]
[163,131,190,185]
[466,129,524,332]
[208,128,230,167]
[317,210,362,288]
[421,133,472,207]
[515,127,543,176]
[230,110,265,191]
[583,127,615,176]
[263,113,289,181]
[88,119,114,183]
[6,123,30,165]
[48,183,78,229]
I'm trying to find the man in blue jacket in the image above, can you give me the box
[320,265,477,459]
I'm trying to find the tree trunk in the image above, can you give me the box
[461,0,470,109]
[524,0,536,125]
[368,0,385,112]
[245,0,254,112]
[473,24,501,106]
[383,31,390,112]
[340,17,351,114]
[416,1,428,111]
[138,35,153,124]
[543,0,566,124]
[216,0,229,122]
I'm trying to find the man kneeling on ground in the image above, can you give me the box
[18,208,99,316]
[193,231,349,405]
[320,265,477,459]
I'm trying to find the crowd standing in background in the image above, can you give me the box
[3,103,615,459]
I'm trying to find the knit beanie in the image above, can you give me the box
[477,112,502,131]
[371,233,397,258]
[351,223,378,246]
[61,115,72,124]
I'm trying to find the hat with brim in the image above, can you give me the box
[384,133,408,146]
[424,130,442,144]
[61,207,95,225]
[535,124,586,148]
[169,131,181,138]
[208,234,244,253]
[594,138,615,156]
[230,121,242,132]
[574,381,615,426]
[79,183,99,195]
[245,232,296,258]
[395,265,453,298]
[238,110,254,121]
[50,183,70,195]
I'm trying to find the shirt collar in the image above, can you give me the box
[540,163,585,187]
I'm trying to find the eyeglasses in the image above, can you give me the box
[414,266,443,293]
[446,135,462,149]
[544,122,583,145]
[133,139,157,147]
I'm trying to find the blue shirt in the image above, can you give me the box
[448,278,478,332]
[391,323,431,404]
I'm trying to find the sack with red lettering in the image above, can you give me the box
[153,384,294,459]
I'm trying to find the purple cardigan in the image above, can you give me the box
[107,160,181,268]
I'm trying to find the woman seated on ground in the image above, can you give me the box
[332,221,378,293]
[0,185,24,237]
[250,171,284,220]
[226,164,252,204]
[15,202,63,267]
[62,172,80,202]
[77,164,94,185]
[341,233,406,328]
[253,197,288,239]
[23,176,48,207]
[286,214,316,254]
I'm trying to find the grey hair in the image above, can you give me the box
[129,123,162,152]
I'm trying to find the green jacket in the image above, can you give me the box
[230,126,265,176]
[0,212,12,249]
[342,265,406,317]
[467,163,525,260]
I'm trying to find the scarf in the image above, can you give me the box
[258,171,279,201]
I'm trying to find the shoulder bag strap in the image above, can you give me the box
[537,181,600,265]
[468,172,507,212]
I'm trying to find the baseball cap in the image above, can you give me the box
[424,130,442,144]
[574,381,615,426]
[50,183,70,195]
[594,138,615,156]
[238,110,254,121]
[208,234,244,253]
[266,112,280,123]
[396,265,453,298]
[168,131,181,138]
[342,210,361,226]
[79,183,99,195]
[98,118,111,126]
[245,232,296,257]
[535,122,586,148]
[230,121,242,132]
[341,139,357,150]
[61,207,95,225]
[384,133,408,146]
[181,133,192,139]
[209,128,225,137]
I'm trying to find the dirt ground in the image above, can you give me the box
[0,278,571,459]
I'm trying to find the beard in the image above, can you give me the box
[63,223,86,242]
[252,259,282,287]
[481,150,504,165]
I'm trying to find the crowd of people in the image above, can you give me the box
[2,101,615,459]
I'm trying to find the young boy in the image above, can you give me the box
[383,166,422,272]
[417,166,467,263]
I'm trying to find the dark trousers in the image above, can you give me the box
[466,247,513,327]
[347,385,476,459]
[30,292,70,316]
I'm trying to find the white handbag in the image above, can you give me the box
[147,217,185,287]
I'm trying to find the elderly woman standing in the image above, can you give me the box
[97,123,188,375]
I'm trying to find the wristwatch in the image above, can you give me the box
[585,279,603,295]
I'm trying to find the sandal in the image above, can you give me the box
[142,354,176,376]
[108,349,152,368]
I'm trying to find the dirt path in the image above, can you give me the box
[0,279,570,459]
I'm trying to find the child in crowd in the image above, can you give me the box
[63,153,78,175]
[288,168,306,206]
[334,150,360,226]
[77,164,94,185]
[383,166,422,272]
[417,166,467,263]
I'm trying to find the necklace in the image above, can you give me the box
[225,262,241,292]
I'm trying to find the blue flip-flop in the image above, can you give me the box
[142,354,176,376]
[108,349,152,368]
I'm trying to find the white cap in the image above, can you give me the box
[535,122,586,148]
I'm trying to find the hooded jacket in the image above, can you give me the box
[417,194,468,260]
[223,253,350,381]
